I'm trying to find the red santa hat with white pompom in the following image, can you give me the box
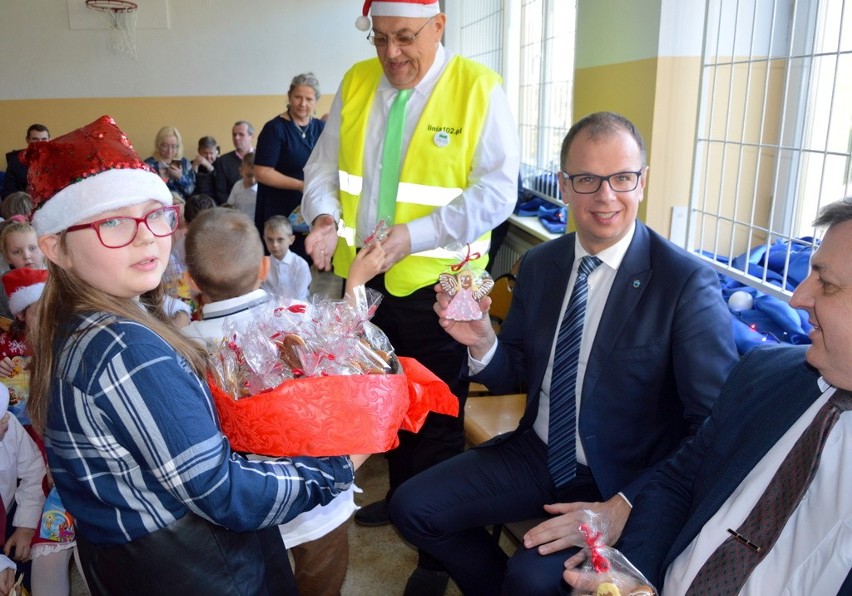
[2,267,48,317]
[355,0,440,31]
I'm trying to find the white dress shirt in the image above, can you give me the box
[302,44,520,253]
[262,250,312,302]
[665,380,852,595]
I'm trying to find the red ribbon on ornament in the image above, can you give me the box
[450,244,481,272]
[578,523,610,573]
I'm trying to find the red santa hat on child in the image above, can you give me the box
[23,115,173,236]
[2,267,48,317]
[355,0,440,31]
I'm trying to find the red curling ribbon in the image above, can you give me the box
[450,244,482,272]
[579,523,610,573]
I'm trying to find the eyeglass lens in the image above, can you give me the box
[570,172,640,194]
[369,17,433,47]
[98,207,178,247]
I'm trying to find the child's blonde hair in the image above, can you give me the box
[0,220,37,256]
[186,208,265,303]
[241,152,255,169]
[263,215,293,237]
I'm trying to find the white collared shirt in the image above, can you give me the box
[262,251,311,302]
[665,379,852,595]
[302,44,520,253]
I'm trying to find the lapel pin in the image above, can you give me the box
[632,280,641,288]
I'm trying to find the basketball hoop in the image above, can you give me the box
[86,0,139,60]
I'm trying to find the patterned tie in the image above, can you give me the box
[686,389,852,595]
[547,255,602,488]
[377,88,412,227]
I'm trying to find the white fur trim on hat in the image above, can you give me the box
[370,1,440,18]
[31,168,173,236]
[8,282,46,317]
[0,384,8,419]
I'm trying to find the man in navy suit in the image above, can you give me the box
[390,112,739,595]
[575,198,852,595]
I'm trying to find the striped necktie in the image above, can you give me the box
[376,88,412,227]
[547,255,602,488]
[686,389,852,594]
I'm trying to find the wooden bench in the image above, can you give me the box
[463,393,525,447]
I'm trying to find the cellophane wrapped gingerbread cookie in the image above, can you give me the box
[438,244,494,321]
[567,511,658,596]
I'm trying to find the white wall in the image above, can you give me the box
[0,0,376,100]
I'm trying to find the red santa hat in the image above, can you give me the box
[23,115,173,236]
[2,267,48,317]
[356,0,440,31]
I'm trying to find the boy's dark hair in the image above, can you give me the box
[184,194,216,223]
[185,208,265,303]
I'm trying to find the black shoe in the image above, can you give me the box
[354,499,390,527]
[403,567,449,596]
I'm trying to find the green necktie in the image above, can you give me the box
[377,88,412,227]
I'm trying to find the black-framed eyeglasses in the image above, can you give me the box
[66,205,180,249]
[367,16,435,47]
[560,170,644,194]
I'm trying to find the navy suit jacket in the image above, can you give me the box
[473,221,738,502]
[620,344,852,593]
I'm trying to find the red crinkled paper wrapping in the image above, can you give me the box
[209,357,459,457]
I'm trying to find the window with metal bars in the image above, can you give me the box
[688,0,852,300]
[451,0,576,205]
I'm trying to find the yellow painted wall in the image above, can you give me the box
[0,94,334,162]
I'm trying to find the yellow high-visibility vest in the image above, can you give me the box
[335,56,499,296]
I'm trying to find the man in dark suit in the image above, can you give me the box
[2,123,49,198]
[390,112,738,595]
[213,120,253,205]
[576,198,852,595]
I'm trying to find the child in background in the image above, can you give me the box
[0,384,46,583]
[0,192,33,222]
[262,215,311,301]
[183,207,383,596]
[25,115,368,594]
[0,269,81,596]
[0,268,47,423]
[0,220,45,319]
[226,153,257,220]
[1,221,43,273]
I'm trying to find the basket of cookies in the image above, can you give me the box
[207,289,458,457]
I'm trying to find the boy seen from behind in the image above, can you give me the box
[182,207,383,595]
[262,215,311,301]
